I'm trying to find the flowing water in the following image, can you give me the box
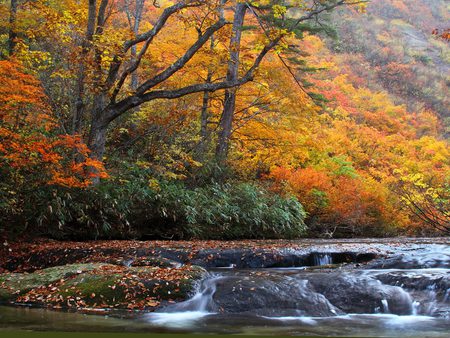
[1,243,449,336]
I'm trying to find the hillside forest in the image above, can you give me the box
[0,0,449,240]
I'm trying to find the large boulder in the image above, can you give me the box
[306,273,414,315]
[197,274,343,317]
[0,263,107,302]
[0,263,206,311]
[373,270,450,292]
[372,270,450,317]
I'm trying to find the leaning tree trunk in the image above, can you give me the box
[216,3,247,163]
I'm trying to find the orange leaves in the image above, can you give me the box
[268,164,402,233]
[432,28,450,41]
[0,60,107,188]
[0,60,51,127]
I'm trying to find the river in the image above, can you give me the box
[1,241,449,336]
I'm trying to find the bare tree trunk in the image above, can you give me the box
[196,71,213,158]
[200,73,212,141]
[216,3,246,163]
[87,120,109,162]
[132,0,144,89]
[8,0,18,55]
[87,94,110,183]
[125,0,145,90]
[73,0,97,135]
[197,35,216,158]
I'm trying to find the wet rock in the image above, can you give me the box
[184,249,377,269]
[189,249,309,268]
[208,275,343,317]
[0,263,109,301]
[373,271,450,293]
[371,270,450,317]
[306,273,414,315]
[0,263,206,310]
[365,245,450,269]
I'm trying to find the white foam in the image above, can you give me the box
[384,314,435,327]
[261,316,318,325]
[146,311,213,327]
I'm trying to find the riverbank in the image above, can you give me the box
[0,238,449,336]
[2,237,449,272]
[0,237,448,313]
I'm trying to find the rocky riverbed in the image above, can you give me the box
[0,238,449,336]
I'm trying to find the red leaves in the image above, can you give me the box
[0,60,107,189]
[432,28,450,41]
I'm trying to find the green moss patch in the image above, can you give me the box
[0,263,206,311]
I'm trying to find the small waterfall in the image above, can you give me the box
[145,243,449,333]
[312,253,333,266]
[159,275,221,313]
[145,275,221,327]
[412,301,420,316]
[444,289,450,303]
[423,284,438,316]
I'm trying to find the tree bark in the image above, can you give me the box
[132,0,144,89]
[87,93,109,160]
[197,35,216,158]
[78,0,350,179]
[73,0,98,135]
[216,3,247,162]
[125,0,145,90]
[8,0,18,55]
[86,94,110,183]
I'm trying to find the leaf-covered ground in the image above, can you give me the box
[2,237,448,272]
[0,261,205,313]
[1,237,448,313]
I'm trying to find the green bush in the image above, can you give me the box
[162,181,307,239]
[1,168,307,240]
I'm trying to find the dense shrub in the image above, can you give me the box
[1,168,307,240]
[268,166,402,238]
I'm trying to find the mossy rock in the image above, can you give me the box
[0,263,110,301]
[0,263,207,310]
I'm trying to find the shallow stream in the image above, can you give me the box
[1,242,449,336]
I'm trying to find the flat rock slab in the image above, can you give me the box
[0,263,206,311]
[3,238,447,272]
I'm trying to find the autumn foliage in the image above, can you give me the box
[0,60,108,231]
[0,60,106,188]
[0,0,448,238]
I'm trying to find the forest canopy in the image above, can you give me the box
[0,0,448,239]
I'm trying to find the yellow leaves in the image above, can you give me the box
[15,40,53,71]
[355,2,367,14]
[272,5,287,19]
[251,0,271,8]
[49,68,75,80]
[100,50,115,68]
[148,179,161,192]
